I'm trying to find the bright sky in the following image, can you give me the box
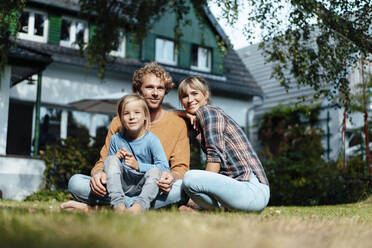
[209,3,261,50]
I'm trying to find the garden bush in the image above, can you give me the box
[41,135,104,190]
[258,105,371,206]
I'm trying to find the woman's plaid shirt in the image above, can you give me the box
[196,105,269,185]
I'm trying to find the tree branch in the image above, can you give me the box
[298,1,372,53]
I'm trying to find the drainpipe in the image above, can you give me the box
[33,72,42,157]
[246,95,265,141]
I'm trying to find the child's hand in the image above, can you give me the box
[116,147,127,160]
[124,152,139,171]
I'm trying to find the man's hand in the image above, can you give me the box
[90,170,107,197]
[156,171,174,193]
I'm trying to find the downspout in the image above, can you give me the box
[246,95,265,141]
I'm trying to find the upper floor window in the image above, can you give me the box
[110,32,126,58]
[18,9,48,43]
[191,45,211,72]
[60,17,89,48]
[155,38,177,66]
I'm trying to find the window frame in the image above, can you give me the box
[191,45,212,72]
[155,37,178,66]
[109,32,126,58]
[18,8,49,43]
[59,16,89,49]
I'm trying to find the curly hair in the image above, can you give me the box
[132,61,175,94]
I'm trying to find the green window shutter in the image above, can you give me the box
[125,34,140,59]
[212,47,225,75]
[48,14,61,44]
[179,41,191,69]
[89,25,96,41]
[142,33,155,61]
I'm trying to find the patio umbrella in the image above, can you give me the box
[69,91,127,114]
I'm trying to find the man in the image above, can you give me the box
[61,62,190,211]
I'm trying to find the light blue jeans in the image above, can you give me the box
[103,156,162,210]
[68,164,187,209]
[182,170,270,212]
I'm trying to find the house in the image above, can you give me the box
[0,0,262,199]
[238,43,372,160]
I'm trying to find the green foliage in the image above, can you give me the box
[24,189,70,202]
[258,105,321,157]
[0,0,25,69]
[265,157,371,206]
[258,105,371,205]
[41,136,104,189]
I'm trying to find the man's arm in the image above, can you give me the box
[157,117,190,192]
[89,116,122,197]
[168,119,190,180]
[91,116,122,176]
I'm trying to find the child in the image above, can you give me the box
[104,94,169,213]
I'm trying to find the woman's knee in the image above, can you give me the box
[182,170,203,190]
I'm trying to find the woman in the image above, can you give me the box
[178,75,270,212]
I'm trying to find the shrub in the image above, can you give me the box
[258,105,371,205]
[24,189,70,202]
[41,136,102,189]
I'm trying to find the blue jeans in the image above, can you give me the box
[182,170,270,212]
[68,168,187,209]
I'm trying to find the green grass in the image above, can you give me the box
[1,199,372,248]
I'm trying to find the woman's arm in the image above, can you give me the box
[205,162,220,173]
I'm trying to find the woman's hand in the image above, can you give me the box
[186,112,198,131]
[174,110,198,130]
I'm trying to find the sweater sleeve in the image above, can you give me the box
[196,106,226,164]
[91,116,122,176]
[168,118,190,179]
[137,135,170,173]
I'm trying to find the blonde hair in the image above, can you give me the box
[178,75,210,103]
[132,61,174,94]
[116,94,151,130]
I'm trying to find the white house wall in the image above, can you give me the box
[10,61,252,131]
[10,62,133,106]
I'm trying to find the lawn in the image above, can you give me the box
[1,198,372,248]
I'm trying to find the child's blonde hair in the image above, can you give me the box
[178,75,210,103]
[117,94,151,130]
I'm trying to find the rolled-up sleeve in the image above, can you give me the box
[196,106,226,164]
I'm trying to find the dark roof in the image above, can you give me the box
[8,44,53,86]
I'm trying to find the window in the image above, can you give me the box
[110,32,126,57]
[191,45,212,72]
[60,17,89,48]
[155,38,177,66]
[18,9,48,42]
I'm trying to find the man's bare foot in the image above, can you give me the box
[114,205,126,214]
[178,205,196,212]
[127,203,143,214]
[60,200,89,212]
